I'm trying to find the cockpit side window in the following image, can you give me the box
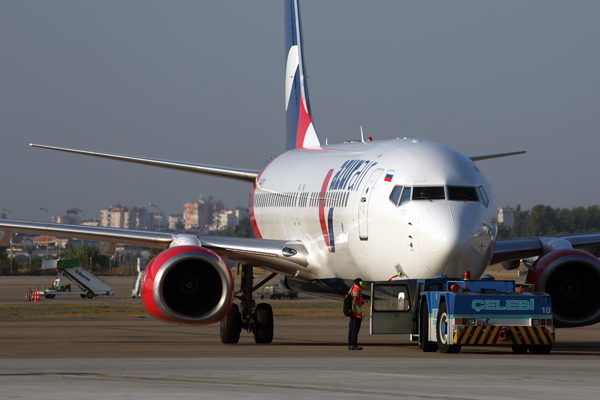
[448,186,479,201]
[413,187,445,200]
[399,187,411,205]
[389,185,403,206]
[477,186,489,207]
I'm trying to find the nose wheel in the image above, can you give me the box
[219,264,276,344]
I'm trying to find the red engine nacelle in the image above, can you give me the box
[526,249,600,328]
[140,245,234,325]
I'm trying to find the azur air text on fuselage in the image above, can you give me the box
[250,137,498,285]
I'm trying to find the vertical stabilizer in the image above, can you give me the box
[285,0,321,150]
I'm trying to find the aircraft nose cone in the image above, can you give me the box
[417,204,493,277]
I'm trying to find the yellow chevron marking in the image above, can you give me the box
[454,325,555,346]
[469,326,482,345]
[487,326,499,345]
[510,326,521,345]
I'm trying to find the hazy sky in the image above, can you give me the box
[2,1,599,222]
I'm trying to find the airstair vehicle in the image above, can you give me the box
[131,257,147,299]
[41,259,114,299]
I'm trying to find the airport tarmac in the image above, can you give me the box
[1,276,600,399]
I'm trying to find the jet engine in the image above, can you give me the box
[140,245,234,325]
[526,249,600,328]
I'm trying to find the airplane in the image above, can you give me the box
[1,0,600,346]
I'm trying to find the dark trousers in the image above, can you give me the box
[348,314,362,347]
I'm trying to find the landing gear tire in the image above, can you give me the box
[80,294,87,299]
[86,291,94,299]
[437,303,461,354]
[421,299,438,352]
[45,294,55,299]
[512,345,528,354]
[529,345,552,355]
[220,304,242,344]
[253,303,274,344]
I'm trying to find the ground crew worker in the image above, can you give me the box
[348,278,364,350]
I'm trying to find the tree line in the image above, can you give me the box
[498,205,600,239]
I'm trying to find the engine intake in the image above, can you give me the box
[526,249,600,328]
[141,245,233,325]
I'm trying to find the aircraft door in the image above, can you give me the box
[358,169,383,240]
[370,283,413,334]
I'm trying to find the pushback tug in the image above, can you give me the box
[370,272,554,354]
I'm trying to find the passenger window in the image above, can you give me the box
[448,186,479,201]
[413,187,445,200]
[477,186,489,207]
[389,186,403,206]
[399,187,411,205]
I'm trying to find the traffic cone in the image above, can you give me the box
[25,291,30,301]
[34,291,40,302]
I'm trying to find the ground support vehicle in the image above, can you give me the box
[41,259,114,299]
[412,275,554,354]
[370,275,554,354]
[258,284,298,300]
[131,257,147,299]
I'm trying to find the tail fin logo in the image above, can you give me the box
[285,0,321,151]
[285,45,299,112]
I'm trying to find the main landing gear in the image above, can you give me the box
[220,265,277,344]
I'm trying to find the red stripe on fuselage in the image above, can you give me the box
[250,158,277,239]
[249,180,262,239]
[319,169,334,252]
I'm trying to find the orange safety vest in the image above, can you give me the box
[351,284,363,318]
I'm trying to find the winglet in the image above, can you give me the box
[285,0,321,150]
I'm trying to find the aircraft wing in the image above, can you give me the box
[491,233,600,265]
[469,151,526,161]
[0,220,313,280]
[30,144,259,183]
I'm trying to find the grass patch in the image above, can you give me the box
[0,301,347,319]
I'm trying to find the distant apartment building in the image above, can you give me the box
[183,195,225,231]
[55,208,83,225]
[100,204,158,230]
[212,208,250,230]
[498,206,515,228]
[82,219,101,227]
[168,214,183,231]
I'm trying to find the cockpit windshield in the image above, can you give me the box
[412,187,445,200]
[389,186,412,206]
[448,186,479,201]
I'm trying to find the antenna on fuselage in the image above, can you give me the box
[360,126,365,144]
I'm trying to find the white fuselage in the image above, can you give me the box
[251,137,497,283]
